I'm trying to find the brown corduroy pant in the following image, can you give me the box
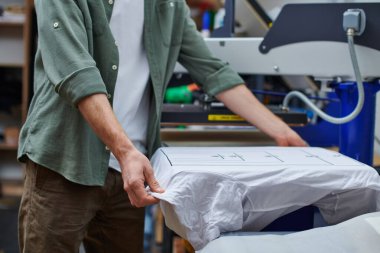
[18,160,145,253]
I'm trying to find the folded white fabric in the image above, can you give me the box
[150,147,380,250]
[198,211,380,253]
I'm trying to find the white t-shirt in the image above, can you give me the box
[150,147,380,250]
[108,0,150,171]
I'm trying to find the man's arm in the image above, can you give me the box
[176,6,304,146]
[78,94,164,207]
[216,85,307,146]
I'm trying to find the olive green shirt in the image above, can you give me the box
[18,0,244,186]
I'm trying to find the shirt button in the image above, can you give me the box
[112,65,118,70]
[108,0,113,4]
[107,93,112,99]
[114,40,118,46]
[105,146,110,151]
[53,22,59,28]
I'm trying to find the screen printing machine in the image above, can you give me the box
[153,2,380,252]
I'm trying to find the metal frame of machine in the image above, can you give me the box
[173,2,380,166]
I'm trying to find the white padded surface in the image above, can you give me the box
[198,212,380,253]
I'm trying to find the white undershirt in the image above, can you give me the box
[108,0,150,171]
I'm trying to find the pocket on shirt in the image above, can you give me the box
[156,0,186,47]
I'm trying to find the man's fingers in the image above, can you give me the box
[298,139,309,147]
[125,178,160,207]
[290,134,308,147]
[144,164,165,193]
[120,151,163,207]
[123,181,137,206]
[132,183,160,207]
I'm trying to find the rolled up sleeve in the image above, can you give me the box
[35,0,107,106]
[177,5,244,96]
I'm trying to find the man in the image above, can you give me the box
[18,0,306,252]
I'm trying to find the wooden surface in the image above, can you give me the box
[0,21,24,27]
[0,143,18,151]
[0,0,33,196]
[374,154,380,166]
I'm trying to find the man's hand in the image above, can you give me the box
[78,94,164,207]
[120,148,164,207]
[216,85,308,147]
[274,128,308,147]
